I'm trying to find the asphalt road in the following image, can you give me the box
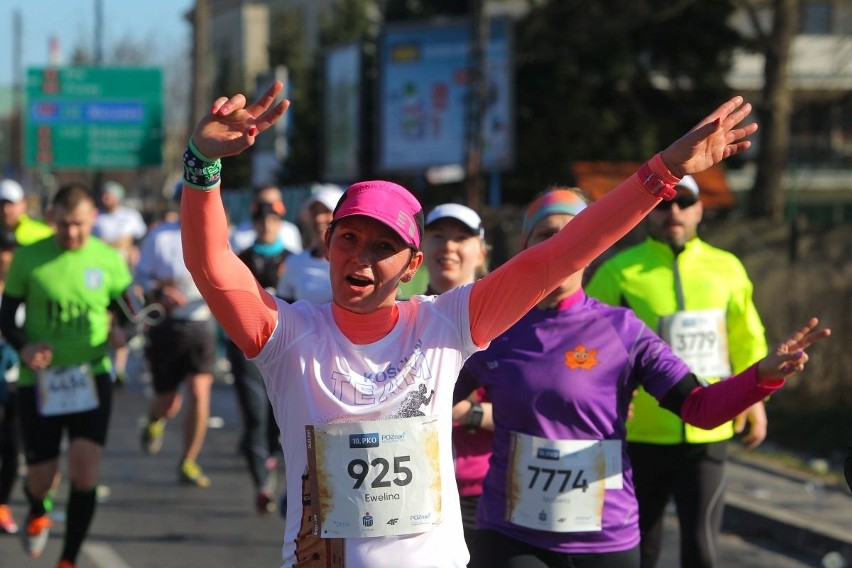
[0,378,829,568]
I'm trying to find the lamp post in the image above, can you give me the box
[188,0,213,133]
[464,0,488,210]
[95,0,104,65]
[11,10,23,179]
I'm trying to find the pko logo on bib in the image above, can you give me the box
[349,433,380,448]
[537,448,560,460]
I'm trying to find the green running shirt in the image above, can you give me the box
[4,236,132,387]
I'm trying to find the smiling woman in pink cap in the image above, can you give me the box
[179,81,765,568]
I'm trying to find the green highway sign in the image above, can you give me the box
[25,66,163,169]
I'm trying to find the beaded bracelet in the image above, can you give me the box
[183,139,222,190]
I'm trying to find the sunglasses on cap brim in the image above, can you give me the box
[656,195,699,211]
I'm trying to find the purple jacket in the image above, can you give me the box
[456,291,690,553]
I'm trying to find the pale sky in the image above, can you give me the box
[2,0,195,87]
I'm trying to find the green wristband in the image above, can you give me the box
[183,141,221,189]
[188,138,217,163]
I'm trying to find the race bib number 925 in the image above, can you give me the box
[306,416,441,538]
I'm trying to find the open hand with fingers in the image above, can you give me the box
[190,81,290,160]
[660,96,758,178]
[757,318,831,383]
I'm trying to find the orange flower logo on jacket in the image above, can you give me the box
[564,344,599,370]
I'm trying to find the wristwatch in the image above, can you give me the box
[466,401,484,434]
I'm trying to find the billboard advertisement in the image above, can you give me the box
[323,43,362,182]
[377,18,514,174]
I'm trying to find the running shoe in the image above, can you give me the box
[114,370,128,388]
[56,560,75,568]
[255,489,276,514]
[178,459,211,488]
[0,504,18,534]
[21,514,52,558]
[140,417,166,455]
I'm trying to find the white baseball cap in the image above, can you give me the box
[676,175,700,196]
[102,180,126,199]
[304,184,344,212]
[0,179,25,203]
[425,203,484,238]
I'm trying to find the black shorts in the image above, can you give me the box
[145,318,216,393]
[18,373,113,465]
[471,528,640,568]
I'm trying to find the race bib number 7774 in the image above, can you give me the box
[506,433,622,533]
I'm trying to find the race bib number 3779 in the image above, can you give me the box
[306,416,441,538]
[659,309,731,379]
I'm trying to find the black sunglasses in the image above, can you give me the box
[656,195,699,211]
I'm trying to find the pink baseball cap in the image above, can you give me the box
[332,180,424,249]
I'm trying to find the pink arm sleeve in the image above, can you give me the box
[680,364,784,429]
[181,187,278,358]
[468,159,674,345]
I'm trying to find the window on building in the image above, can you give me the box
[800,1,832,34]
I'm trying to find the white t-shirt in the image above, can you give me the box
[276,250,331,304]
[230,218,303,254]
[134,221,210,321]
[93,206,147,243]
[253,286,480,568]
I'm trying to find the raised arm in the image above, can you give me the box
[468,96,758,346]
[677,317,830,428]
[181,82,290,357]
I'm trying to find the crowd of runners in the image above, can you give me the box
[0,83,833,568]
